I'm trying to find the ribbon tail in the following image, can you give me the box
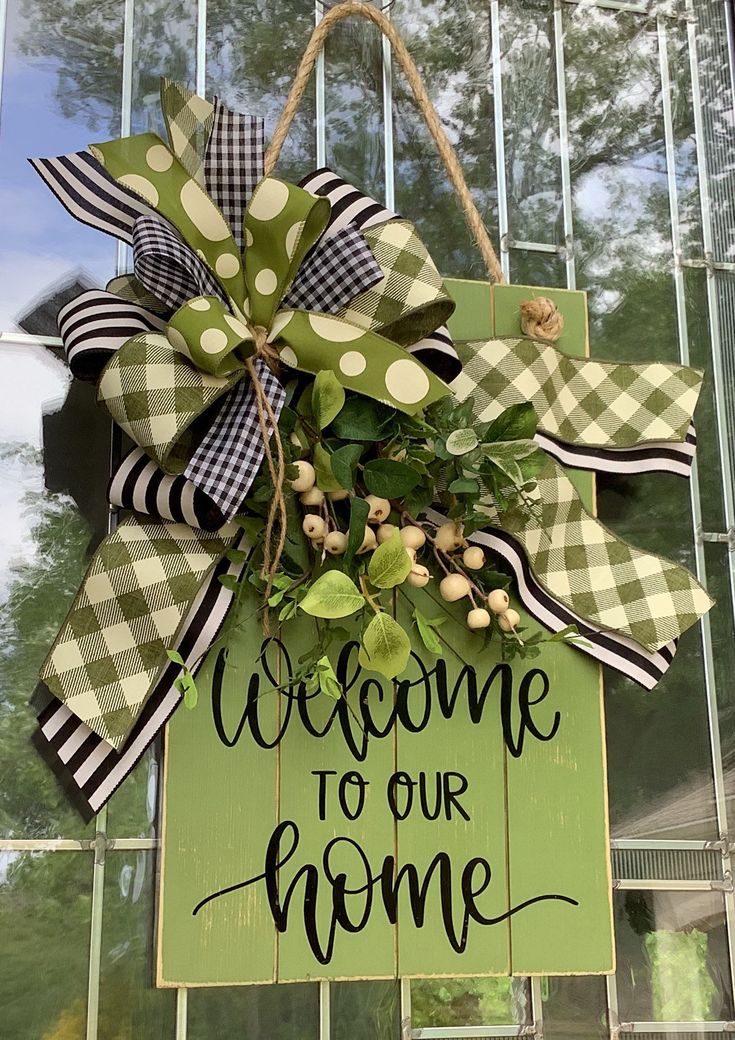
[483,456,714,654]
[39,514,239,749]
[184,362,287,519]
[160,77,215,184]
[35,533,248,818]
[534,423,698,479]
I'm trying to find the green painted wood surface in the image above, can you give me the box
[158,279,613,984]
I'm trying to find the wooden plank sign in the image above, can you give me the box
[156,284,615,985]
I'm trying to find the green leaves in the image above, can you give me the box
[363,459,420,498]
[166,650,198,709]
[306,655,342,700]
[446,427,479,456]
[330,396,395,441]
[483,403,537,442]
[368,530,412,589]
[413,608,447,656]
[313,443,341,492]
[299,571,365,619]
[358,611,411,679]
[345,496,370,563]
[312,370,345,430]
[330,443,363,490]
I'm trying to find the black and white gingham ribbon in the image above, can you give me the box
[35,536,248,819]
[58,289,167,381]
[132,215,225,312]
[204,98,264,251]
[184,361,287,518]
[283,225,384,314]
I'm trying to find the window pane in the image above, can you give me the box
[0,344,109,838]
[331,981,400,1040]
[206,0,317,183]
[187,982,319,1040]
[541,975,608,1040]
[410,977,528,1029]
[98,850,176,1039]
[0,0,121,334]
[614,889,734,1022]
[130,0,198,136]
[0,850,92,1038]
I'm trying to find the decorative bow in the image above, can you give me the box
[30,80,712,820]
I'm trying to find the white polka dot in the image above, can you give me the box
[384,358,431,405]
[215,253,240,279]
[119,174,159,206]
[167,327,190,357]
[200,328,229,354]
[308,314,364,342]
[339,350,367,376]
[285,221,304,258]
[146,144,173,172]
[279,345,298,367]
[255,268,278,296]
[188,297,211,311]
[180,180,231,241]
[267,311,293,342]
[245,227,254,248]
[242,298,251,318]
[225,314,250,338]
[248,179,290,221]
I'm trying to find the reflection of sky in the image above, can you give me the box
[0,347,71,601]
[0,2,119,333]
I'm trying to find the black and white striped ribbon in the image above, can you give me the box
[30,151,156,245]
[57,290,167,381]
[425,507,676,690]
[35,535,248,819]
[299,167,398,237]
[109,447,227,530]
[132,215,226,312]
[408,325,462,383]
[535,423,697,479]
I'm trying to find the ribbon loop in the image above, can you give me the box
[132,215,226,312]
[243,177,330,328]
[90,132,247,308]
[166,296,253,376]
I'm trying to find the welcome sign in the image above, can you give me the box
[157,579,613,984]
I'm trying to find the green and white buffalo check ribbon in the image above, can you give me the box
[40,516,238,748]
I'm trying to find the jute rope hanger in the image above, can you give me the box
[265,0,506,286]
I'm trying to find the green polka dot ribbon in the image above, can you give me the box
[90,132,452,417]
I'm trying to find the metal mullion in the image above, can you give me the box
[529,976,544,1039]
[315,0,326,169]
[85,806,108,1040]
[552,0,576,290]
[617,1024,735,1034]
[0,332,63,347]
[176,987,188,1040]
[612,838,724,852]
[505,240,560,255]
[561,0,647,12]
[490,0,510,282]
[319,979,330,1040]
[0,838,158,851]
[0,0,9,122]
[401,978,412,1040]
[412,1028,527,1039]
[614,878,730,892]
[606,972,621,1039]
[381,5,395,211]
[196,0,206,96]
[686,0,735,613]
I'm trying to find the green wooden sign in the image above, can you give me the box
[156,283,614,985]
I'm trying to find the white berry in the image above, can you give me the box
[439,573,471,602]
[365,495,391,524]
[328,488,351,501]
[357,526,377,554]
[406,564,430,587]
[324,531,348,555]
[299,486,324,507]
[376,523,399,544]
[487,589,510,614]
[405,547,417,563]
[434,521,464,552]
[291,460,316,493]
[467,607,491,630]
[400,525,426,550]
[463,546,485,570]
[497,608,521,632]
[302,515,327,540]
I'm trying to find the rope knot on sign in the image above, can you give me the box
[519,297,565,343]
